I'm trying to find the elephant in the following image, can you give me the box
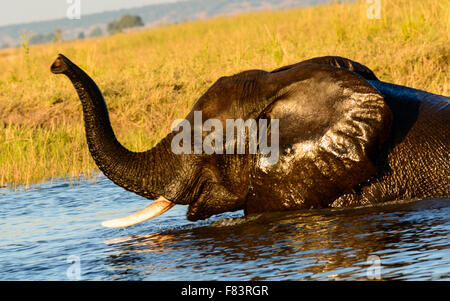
[50,54,449,227]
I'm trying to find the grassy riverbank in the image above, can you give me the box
[0,0,448,188]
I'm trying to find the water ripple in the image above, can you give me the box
[0,175,449,280]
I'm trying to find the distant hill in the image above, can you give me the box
[0,0,324,48]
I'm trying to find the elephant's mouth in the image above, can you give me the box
[186,199,206,221]
[101,196,175,228]
[186,193,246,221]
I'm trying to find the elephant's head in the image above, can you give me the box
[51,55,391,226]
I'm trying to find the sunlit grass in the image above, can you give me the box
[0,0,448,188]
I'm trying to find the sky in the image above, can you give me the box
[0,0,182,27]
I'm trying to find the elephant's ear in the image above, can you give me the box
[250,63,392,211]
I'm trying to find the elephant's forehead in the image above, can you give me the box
[188,73,269,121]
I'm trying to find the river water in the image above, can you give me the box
[1,175,449,280]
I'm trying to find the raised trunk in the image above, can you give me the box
[51,54,176,200]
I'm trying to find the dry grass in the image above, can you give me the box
[0,0,448,188]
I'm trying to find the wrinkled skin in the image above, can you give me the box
[51,55,449,222]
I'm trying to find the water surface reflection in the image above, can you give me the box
[1,176,448,280]
[103,199,450,280]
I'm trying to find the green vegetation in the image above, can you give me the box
[89,27,103,38]
[27,28,64,45]
[0,0,448,188]
[107,15,145,34]
[53,29,63,42]
[29,32,56,45]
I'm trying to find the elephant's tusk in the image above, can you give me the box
[101,196,175,228]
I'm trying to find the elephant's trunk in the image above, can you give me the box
[51,54,178,226]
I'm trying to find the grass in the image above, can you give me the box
[0,0,448,188]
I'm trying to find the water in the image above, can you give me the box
[0,175,449,280]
